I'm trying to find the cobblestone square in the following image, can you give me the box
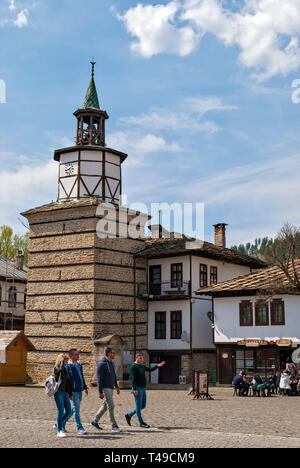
[1,386,300,448]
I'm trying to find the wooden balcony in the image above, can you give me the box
[137,281,191,300]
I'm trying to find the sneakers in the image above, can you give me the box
[125,414,132,427]
[78,428,87,435]
[91,421,102,431]
[57,431,66,438]
[140,422,150,428]
[112,426,121,433]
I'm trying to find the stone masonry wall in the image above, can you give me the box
[23,202,148,384]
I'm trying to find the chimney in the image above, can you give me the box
[213,223,228,248]
[148,224,170,239]
[15,250,24,271]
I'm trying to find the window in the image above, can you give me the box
[0,285,1,307]
[236,350,254,376]
[239,301,253,327]
[200,264,208,288]
[155,312,166,340]
[171,311,182,339]
[271,299,285,325]
[8,287,17,308]
[255,302,269,326]
[210,266,218,285]
[171,263,183,288]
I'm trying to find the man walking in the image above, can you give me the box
[66,349,88,435]
[125,352,165,428]
[91,347,121,433]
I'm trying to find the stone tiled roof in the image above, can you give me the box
[21,198,100,216]
[135,237,266,269]
[0,257,27,282]
[195,260,300,296]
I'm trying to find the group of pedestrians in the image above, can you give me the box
[52,347,165,438]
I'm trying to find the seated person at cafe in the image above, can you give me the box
[290,372,299,396]
[252,375,267,396]
[267,372,277,394]
[232,371,249,396]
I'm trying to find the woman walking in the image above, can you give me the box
[54,354,73,438]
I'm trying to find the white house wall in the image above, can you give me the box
[148,299,190,350]
[147,255,252,351]
[191,256,250,350]
[214,295,300,344]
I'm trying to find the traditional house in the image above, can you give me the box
[0,254,27,331]
[195,261,300,384]
[135,225,265,384]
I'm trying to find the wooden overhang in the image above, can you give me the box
[53,145,128,163]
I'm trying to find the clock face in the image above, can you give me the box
[64,163,76,176]
[61,161,78,177]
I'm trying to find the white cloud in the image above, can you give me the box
[0,160,57,229]
[0,1,30,28]
[119,95,236,134]
[9,0,16,11]
[118,0,300,80]
[107,131,182,167]
[117,1,200,57]
[13,8,29,28]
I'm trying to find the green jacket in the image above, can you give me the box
[129,363,158,390]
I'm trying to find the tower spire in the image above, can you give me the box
[83,60,100,109]
[74,61,109,147]
[91,59,96,78]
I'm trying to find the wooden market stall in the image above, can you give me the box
[0,331,35,385]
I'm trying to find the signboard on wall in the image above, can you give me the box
[276,339,292,347]
[237,339,268,347]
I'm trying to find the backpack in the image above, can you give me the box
[45,374,61,397]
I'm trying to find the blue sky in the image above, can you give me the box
[1,0,300,246]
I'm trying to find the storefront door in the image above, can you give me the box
[219,348,233,384]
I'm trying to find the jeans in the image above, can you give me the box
[128,387,147,424]
[94,388,117,427]
[71,391,84,430]
[54,391,72,433]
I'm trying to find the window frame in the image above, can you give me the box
[200,264,208,288]
[155,311,166,340]
[171,263,183,288]
[270,299,285,326]
[8,286,17,309]
[210,266,218,285]
[170,310,182,340]
[255,301,269,326]
[239,300,253,327]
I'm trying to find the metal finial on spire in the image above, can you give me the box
[90,59,96,78]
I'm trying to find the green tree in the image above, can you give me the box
[0,225,29,266]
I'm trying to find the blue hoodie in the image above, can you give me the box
[97,357,119,394]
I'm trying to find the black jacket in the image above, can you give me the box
[54,361,72,396]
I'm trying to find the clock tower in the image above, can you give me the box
[55,62,126,204]
[21,64,149,385]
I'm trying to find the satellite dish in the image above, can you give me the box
[292,348,300,364]
[181,331,190,343]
